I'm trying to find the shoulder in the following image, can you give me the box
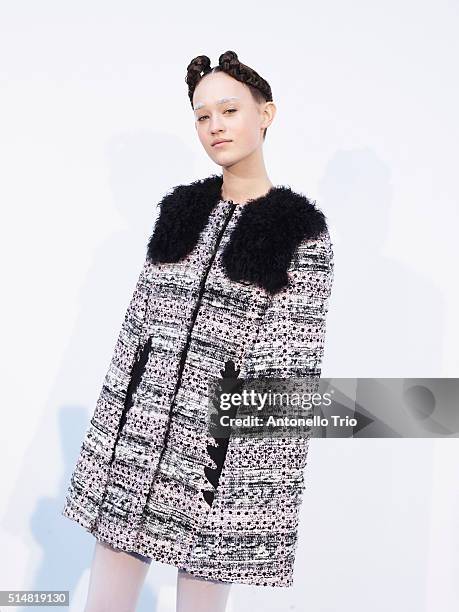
[295,222,334,265]
[147,175,223,262]
[279,186,332,265]
[154,174,223,209]
[231,184,328,246]
[283,223,334,305]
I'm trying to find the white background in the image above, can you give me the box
[1,1,458,610]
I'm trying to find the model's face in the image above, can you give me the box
[193,72,274,167]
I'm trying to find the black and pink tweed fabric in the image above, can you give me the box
[62,194,334,587]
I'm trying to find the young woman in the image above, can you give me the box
[62,50,334,612]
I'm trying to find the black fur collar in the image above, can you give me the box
[147,173,328,294]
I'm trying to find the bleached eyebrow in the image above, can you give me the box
[194,96,240,112]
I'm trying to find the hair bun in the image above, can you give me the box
[218,50,240,71]
[186,55,211,76]
[186,55,211,92]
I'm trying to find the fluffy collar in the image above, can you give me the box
[147,173,328,294]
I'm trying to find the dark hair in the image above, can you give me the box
[186,50,273,141]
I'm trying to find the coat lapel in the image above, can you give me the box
[147,173,328,294]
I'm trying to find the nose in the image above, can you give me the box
[209,116,226,134]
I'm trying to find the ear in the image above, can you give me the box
[262,101,276,131]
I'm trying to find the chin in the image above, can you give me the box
[211,153,238,164]
[217,159,242,170]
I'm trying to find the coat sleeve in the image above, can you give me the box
[90,254,153,441]
[62,254,153,529]
[244,227,334,382]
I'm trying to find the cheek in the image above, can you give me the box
[196,125,208,144]
[236,114,261,144]
[237,125,260,150]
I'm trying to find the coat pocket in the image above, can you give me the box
[202,358,242,507]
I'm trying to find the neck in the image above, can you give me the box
[221,161,273,205]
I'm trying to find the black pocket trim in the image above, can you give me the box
[111,336,152,462]
[202,359,242,507]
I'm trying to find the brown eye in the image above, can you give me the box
[197,109,237,122]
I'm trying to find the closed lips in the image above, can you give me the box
[212,140,232,146]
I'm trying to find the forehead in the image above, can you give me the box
[193,96,241,111]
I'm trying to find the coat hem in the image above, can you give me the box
[62,505,294,588]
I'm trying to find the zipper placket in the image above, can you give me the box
[171,201,237,406]
[140,202,237,515]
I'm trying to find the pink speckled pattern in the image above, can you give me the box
[62,197,334,587]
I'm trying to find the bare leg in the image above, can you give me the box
[84,540,151,612]
[176,568,232,612]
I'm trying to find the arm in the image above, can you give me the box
[62,254,153,529]
[244,228,334,381]
[73,253,153,471]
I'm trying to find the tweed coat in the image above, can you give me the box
[62,172,334,587]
